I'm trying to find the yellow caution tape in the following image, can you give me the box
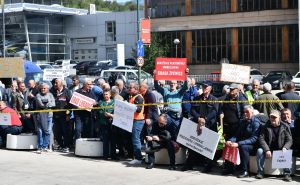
[17,99,300,114]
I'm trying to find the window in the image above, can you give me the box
[148,0,185,18]
[106,21,116,42]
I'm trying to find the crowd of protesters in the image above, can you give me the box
[0,71,300,182]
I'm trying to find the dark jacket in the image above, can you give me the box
[229,116,261,146]
[119,87,129,101]
[259,120,293,152]
[143,90,159,121]
[151,121,177,141]
[182,85,198,114]
[0,86,9,104]
[190,93,218,131]
[74,88,97,116]
[280,91,300,119]
[50,87,72,117]
[219,93,247,121]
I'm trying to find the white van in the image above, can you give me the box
[100,69,154,87]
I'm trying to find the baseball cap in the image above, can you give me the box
[202,80,213,87]
[229,83,239,90]
[270,110,280,118]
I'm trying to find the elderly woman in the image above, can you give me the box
[35,83,55,153]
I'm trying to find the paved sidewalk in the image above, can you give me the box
[0,149,299,185]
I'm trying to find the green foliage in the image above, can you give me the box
[64,0,142,12]
[142,33,170,74]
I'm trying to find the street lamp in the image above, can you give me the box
[173,38,180,58]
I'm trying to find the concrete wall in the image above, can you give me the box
[65,10,143,61]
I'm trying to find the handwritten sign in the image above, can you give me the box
[0,57,25,78]
[69,92,95,111]
[112,99,136,133]
[220,63,250,84]
[43,69,65,81]
[0,113,11,126]
[176,118,219,160]
[155,58,187,81]
[272,150,293,169]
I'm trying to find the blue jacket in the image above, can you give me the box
[182,85,198,114]
[229,116,261,146]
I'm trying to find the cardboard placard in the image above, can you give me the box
[43,69,65,81]
[272,150,293,169]
[177,118,220,160]
[0,113,11,126]
[0,57,25,78]
[112,99,136,133]
[155,58,187,81]
[69,92,95,110]
[220,63,250,84]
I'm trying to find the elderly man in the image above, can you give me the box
[51,78,72,152]
[154,69,189,129]
[225,105,261,178]
[73,79,97,139]
[115,79,129,101]
[254,83,284,116]
[255,110,293,181]
[0,101,22,148]
[69,75,82,94]
[127,82,145,165]
[35,83,56,153]
[278,82,300,119]
[245,79,261,104]
[182,80,219,172]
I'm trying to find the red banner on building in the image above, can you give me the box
[155,58,187,81]
[141,19,151,44]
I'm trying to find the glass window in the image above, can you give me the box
[106,21,116,42]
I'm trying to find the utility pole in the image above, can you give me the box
[2,0,5,58]
[137,0,141,85]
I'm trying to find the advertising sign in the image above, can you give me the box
[155,58,187,81]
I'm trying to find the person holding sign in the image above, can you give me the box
[255,110,293,181]
[0,101,22,148]
[224,105,261,178]
[181,80,219,172]
[127,82,145,165]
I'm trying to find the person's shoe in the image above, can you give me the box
[181,165,193,171]
[42,148,52,153]
[128,159,142,165]
[283,174,292,182]
[222,169,234,175]
[36,149,42,154]
[61,147,69,153]
[255,173,264,179]
[201,166,212,173]
[168,165,177,170]
[237,171,249,178]
[146,163,154,169]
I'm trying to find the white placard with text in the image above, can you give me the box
[112,99,136,133]
[272,150,293,169]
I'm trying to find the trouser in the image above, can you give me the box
[239,144,254,171]
[256,148,291,175]
[147,140,176,165]
[37,117,53,149]
[21,116,35,133]
[132,120,145,160]
[223,122,239,140]
[184,149,206,167]
[74,114,94,139]
[0,125,23,147]
[53,115,71,148]
[100,124,117,159]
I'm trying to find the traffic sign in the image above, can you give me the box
[137,56,144,67]
[137,40,144,57]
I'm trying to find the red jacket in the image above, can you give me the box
[0,106,22,126]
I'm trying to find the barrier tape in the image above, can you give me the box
[16,99,300,114]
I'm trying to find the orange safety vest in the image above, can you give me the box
[129,94,144,120]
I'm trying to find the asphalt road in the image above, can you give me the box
[0,149,299,185]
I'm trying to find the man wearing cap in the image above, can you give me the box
[255,110,293,181]
[181,80,219,172]
[253,83,284,116]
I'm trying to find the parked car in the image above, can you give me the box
[76,61,97,75]
[250,68,264,83]
[100,69,153,88]
[262,70,293,89]
[53,59,77,69]
[111,65,138,70]
[87,60,117,75]
[292,72,300,90]
[125,58,136,66]
[36,64,54,70]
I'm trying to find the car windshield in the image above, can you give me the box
[267,71,283,77]
[295,73,300,78]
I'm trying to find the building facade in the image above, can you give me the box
[1,2,141,63]
[145,0,299,75]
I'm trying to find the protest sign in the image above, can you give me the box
[43,69,65,81]
[155,58,187,81]
[69,92,95,111]
[0,57,25,78]
[176,118,219,160]
[0,113,11,126]
[222,145,241,165]
[220,63,250,84]
[112,99,136,133]
[272,150,293,169]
